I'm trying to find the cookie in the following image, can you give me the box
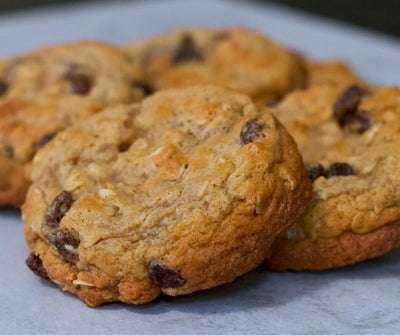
[307,60,364,86]
[124,28,307,105]
[265,83,400,271]
[22,86,311,306]
[0,40,144,207]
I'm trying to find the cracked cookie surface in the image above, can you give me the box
[0,40,143,207]
[265,83,400,271]
[23,86,311,306]
[124,28,307,105]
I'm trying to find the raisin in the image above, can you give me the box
[35,132,57,151]
[173,36,203,64]
[240,118,266,145]
[333,85,363,126]
[64,72,91,95]
[0,80,8,97]
[47,229,80,265]
[149,261,185,289]
[305,162,326,182]
[26,253,49,280]
[44,191,73,229]
[132,80,153,97]
[327,162,355,178]
[343,110,371,134]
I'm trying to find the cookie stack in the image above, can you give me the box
[1,28,399,307]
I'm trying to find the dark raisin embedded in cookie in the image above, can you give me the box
[64,72,91,95]
[173,36,203,64]
[47,229,80,265]
[35,132,58,151]
[26,253,49,280]
[327,162,355,178]
[0,80,8,97]
[240,118,266,145]
[343,110,371,134]
[2,143,14,159]
[148,261,185,288]
[305,162,326,182]
[132,80,153,97]
[333,85,363,126]
[44,191,73,229]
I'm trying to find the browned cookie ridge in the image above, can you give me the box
[23,86,311,306]
[265,83,400,271]
[306,60,364,87]
[0,40,143,207]
[124,28,307,105]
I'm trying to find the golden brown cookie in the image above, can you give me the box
[124,28,307,105]
[265,83,400,271]
[23,86,311,306]
[0,40,145,207]
[306,60,364,86]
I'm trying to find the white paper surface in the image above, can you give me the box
[1,1,400,334]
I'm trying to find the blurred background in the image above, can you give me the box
[0,0,398,37]
[0,0,399,85]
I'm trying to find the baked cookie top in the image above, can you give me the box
[124,28,307,104]
[0,40,145,207]
[306,60,364,87]
[23,86,311,306]
[266,83,400,270]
